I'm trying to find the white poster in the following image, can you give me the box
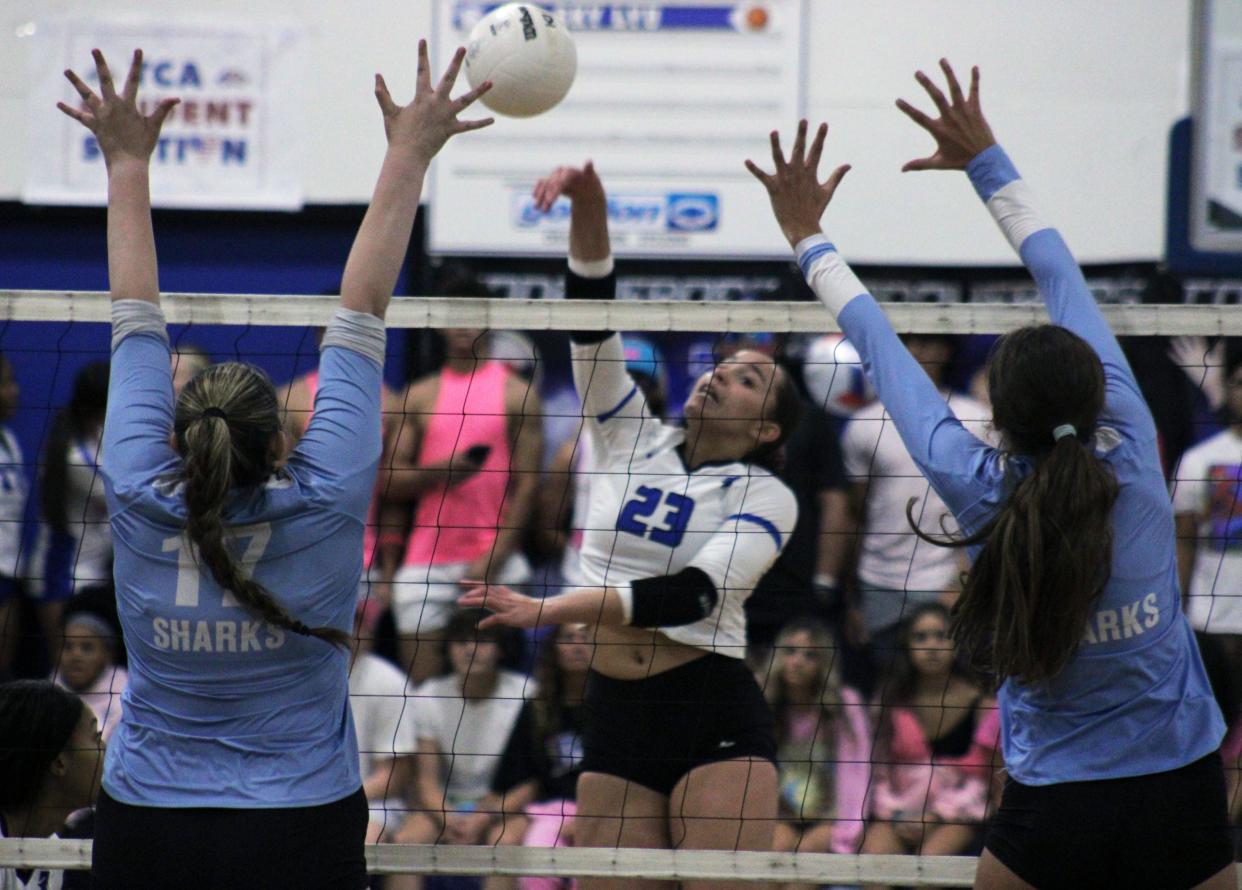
[430,0,807,258]
[24,17,306,210]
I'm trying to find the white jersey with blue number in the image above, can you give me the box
[100,309,382,808]
[571,334,797,659]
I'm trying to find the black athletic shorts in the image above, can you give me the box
[985,750,1234,890]
[93,786,368,890]
[580,652,777,796]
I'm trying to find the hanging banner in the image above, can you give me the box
[24,17,306,210]
[429,0,807,259]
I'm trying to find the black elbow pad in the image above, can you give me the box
[629,567,719,628]
[567,269,616,344]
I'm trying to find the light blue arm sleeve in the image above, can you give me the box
[289,311,385,521]
[798,240,1001,526]
[101,302,178,507]
[966,145,1155,443]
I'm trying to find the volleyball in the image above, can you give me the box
[802,333,876,418]
[465,3,578,118]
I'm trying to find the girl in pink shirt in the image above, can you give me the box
[863,603,1001,872]
[765,617,872,876]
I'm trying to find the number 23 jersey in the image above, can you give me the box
[571,335,798,659]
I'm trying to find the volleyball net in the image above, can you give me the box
[1,290,1240,886]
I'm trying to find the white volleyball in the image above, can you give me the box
[465,3,578,118]
[802,334,876,418]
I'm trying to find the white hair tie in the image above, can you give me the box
[1052,424,1077,442]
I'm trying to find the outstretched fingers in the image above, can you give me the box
[769,129,788,171]
[743,159,774,191]
[940,58,965,106]
[150,97,180,129]
[415,39,432,93]
[93,49,117,101]
[374,73,400,116]
[55,101,93,127]
[821,163,852,201]
[452,79,492,113]
[791,119,808,166]
[121,49,144,103]
[806,122,829,173]
[437,46,468,97]
[895,97,934,132]
[914,69,950,116]
[453,115,494,134]
[64,68,101,110]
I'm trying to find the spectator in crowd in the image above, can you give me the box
[763,616,870,885]
[41,362,111,610]
[537,336,667,591]
[393,609,532,889]
[862,603,999,876]
[52,609,126,743]
[348,592,418,846]
[0,354,26,679]
[0,679,105,890]
[489,621,592,890]
[1173,350,1242,691]
[170,344,210,398]
[383,305,543,683]
[829,335,990,694]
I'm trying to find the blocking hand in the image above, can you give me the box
[896,59,996,172]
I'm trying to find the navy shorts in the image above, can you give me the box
[985,750,1234,890]
[93,786,368,890]
[580,652,777,796]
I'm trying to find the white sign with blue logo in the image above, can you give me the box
[430,1,806,258]
[24,17,306,210]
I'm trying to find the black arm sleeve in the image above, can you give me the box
[566,268,617,345]
[629,566,719,628]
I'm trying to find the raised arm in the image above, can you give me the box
[59,49,179,308]
[897,60,1151,439]
[295,43,494,497]
[747,121,996,521]
[532,164,648,435]
[340,40,493,320]
[61,50,181,496]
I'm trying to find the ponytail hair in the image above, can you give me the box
[916,325,1119,684]
[174,363,348,648]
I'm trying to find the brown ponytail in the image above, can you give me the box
[175,363,348,648]
[914,325,1119,684]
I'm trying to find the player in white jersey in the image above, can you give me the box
[58,45,493,889]
[461,163,800,890]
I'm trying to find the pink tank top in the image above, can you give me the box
[405,361,513,566]
[303,370,380,571]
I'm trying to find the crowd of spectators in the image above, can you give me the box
[3,272,1242,888]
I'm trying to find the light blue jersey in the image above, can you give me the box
[100,306,383,807]
[797,145,1224,785]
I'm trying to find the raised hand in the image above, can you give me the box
[745,119,851,248]
[374,40,493,165]
[531,161,605,212]
[57,49,179,168]
[896,59,996,172]
[458,583,548,629]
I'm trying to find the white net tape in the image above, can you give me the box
[4,289,1242,334]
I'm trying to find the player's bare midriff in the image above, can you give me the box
[586,624,706,679]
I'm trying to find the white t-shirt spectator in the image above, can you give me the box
[0,816,63,890]
[411,670,533,804]
[842,391,991,632]
[348,652,419,781]
[1173,428,1242,633]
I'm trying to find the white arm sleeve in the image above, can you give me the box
[688,474,799,596]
